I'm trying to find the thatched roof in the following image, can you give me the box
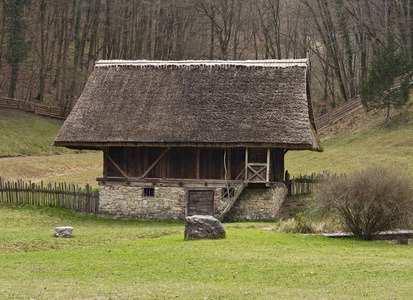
[54,59,322,151]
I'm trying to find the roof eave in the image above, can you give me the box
[53,140,321,151]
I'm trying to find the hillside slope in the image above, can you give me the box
[0,108,101,186]
[286,103,413,177]
[0,108,78,157]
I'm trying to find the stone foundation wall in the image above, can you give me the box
[225,183,287,221]
[99,186,186,220]
[98,183,287,221]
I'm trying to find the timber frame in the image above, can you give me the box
[99,146,285,186]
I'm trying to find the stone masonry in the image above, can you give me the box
[225,183,287,221]
[98,183,287,221]
[99,186,186,220]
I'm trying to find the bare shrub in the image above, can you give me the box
[316,166,413,240]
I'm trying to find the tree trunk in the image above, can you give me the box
[209,4,215,60]
[73,0,82,68]
[5,0,30,99]
[102,0,111,59]
[8,62,19,98]
[0,2,6,71]
[39,0,47,102]
[386,95,391,125]
[410,0,413,59]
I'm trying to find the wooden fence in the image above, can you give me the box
[0,177,99,214]
[316,97,363,131]
[0,97,68,120]
[285,171,345,197]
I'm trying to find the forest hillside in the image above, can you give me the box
[1,0,413,115]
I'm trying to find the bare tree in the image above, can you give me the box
[196,0,247,60]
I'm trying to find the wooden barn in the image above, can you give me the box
[54,60,322,221]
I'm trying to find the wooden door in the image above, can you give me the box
[187,190,214,216]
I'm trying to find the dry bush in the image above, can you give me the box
[315,166,413,240]
[278,213,323,234]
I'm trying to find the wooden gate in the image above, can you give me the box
[187,190,214,216]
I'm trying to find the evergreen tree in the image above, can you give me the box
[360,33,411,124]
[4,0,30,98]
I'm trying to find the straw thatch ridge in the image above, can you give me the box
[95,59,308,68]
[54,60,322,151]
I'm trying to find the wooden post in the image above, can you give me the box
[226,148,231,180]
[266,148,270,183]
[196,149,200,179]
[245,147,248,182]
[290,179,295,197]
[103,147,108,178]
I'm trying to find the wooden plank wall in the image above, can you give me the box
[105,147,284,181]
[272,149,285,182]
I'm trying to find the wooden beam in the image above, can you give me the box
[139,147,170,179]
[266,148,270,182]
[97,177,246,188]
[247,165,266,181]
[105,150,129,181]
[103,147,108,178]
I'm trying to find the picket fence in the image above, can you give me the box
[0,177,99,214]
[286,171,345,197]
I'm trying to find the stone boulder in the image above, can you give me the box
[184,215,226,240]
[54,227,73,238]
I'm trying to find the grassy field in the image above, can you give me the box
[286,105,413,177]
[1,204,412,299]
[0,108,79,157]
[0,152,102,187]
[0,108,101,187]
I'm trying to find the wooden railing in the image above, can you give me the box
[219,182,246,221]
[0,97,68,119]
[0,177,99,214]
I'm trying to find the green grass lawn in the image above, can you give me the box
[1,204,412,299]
[0,108,79,157]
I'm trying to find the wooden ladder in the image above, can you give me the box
[218,181,246,221]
